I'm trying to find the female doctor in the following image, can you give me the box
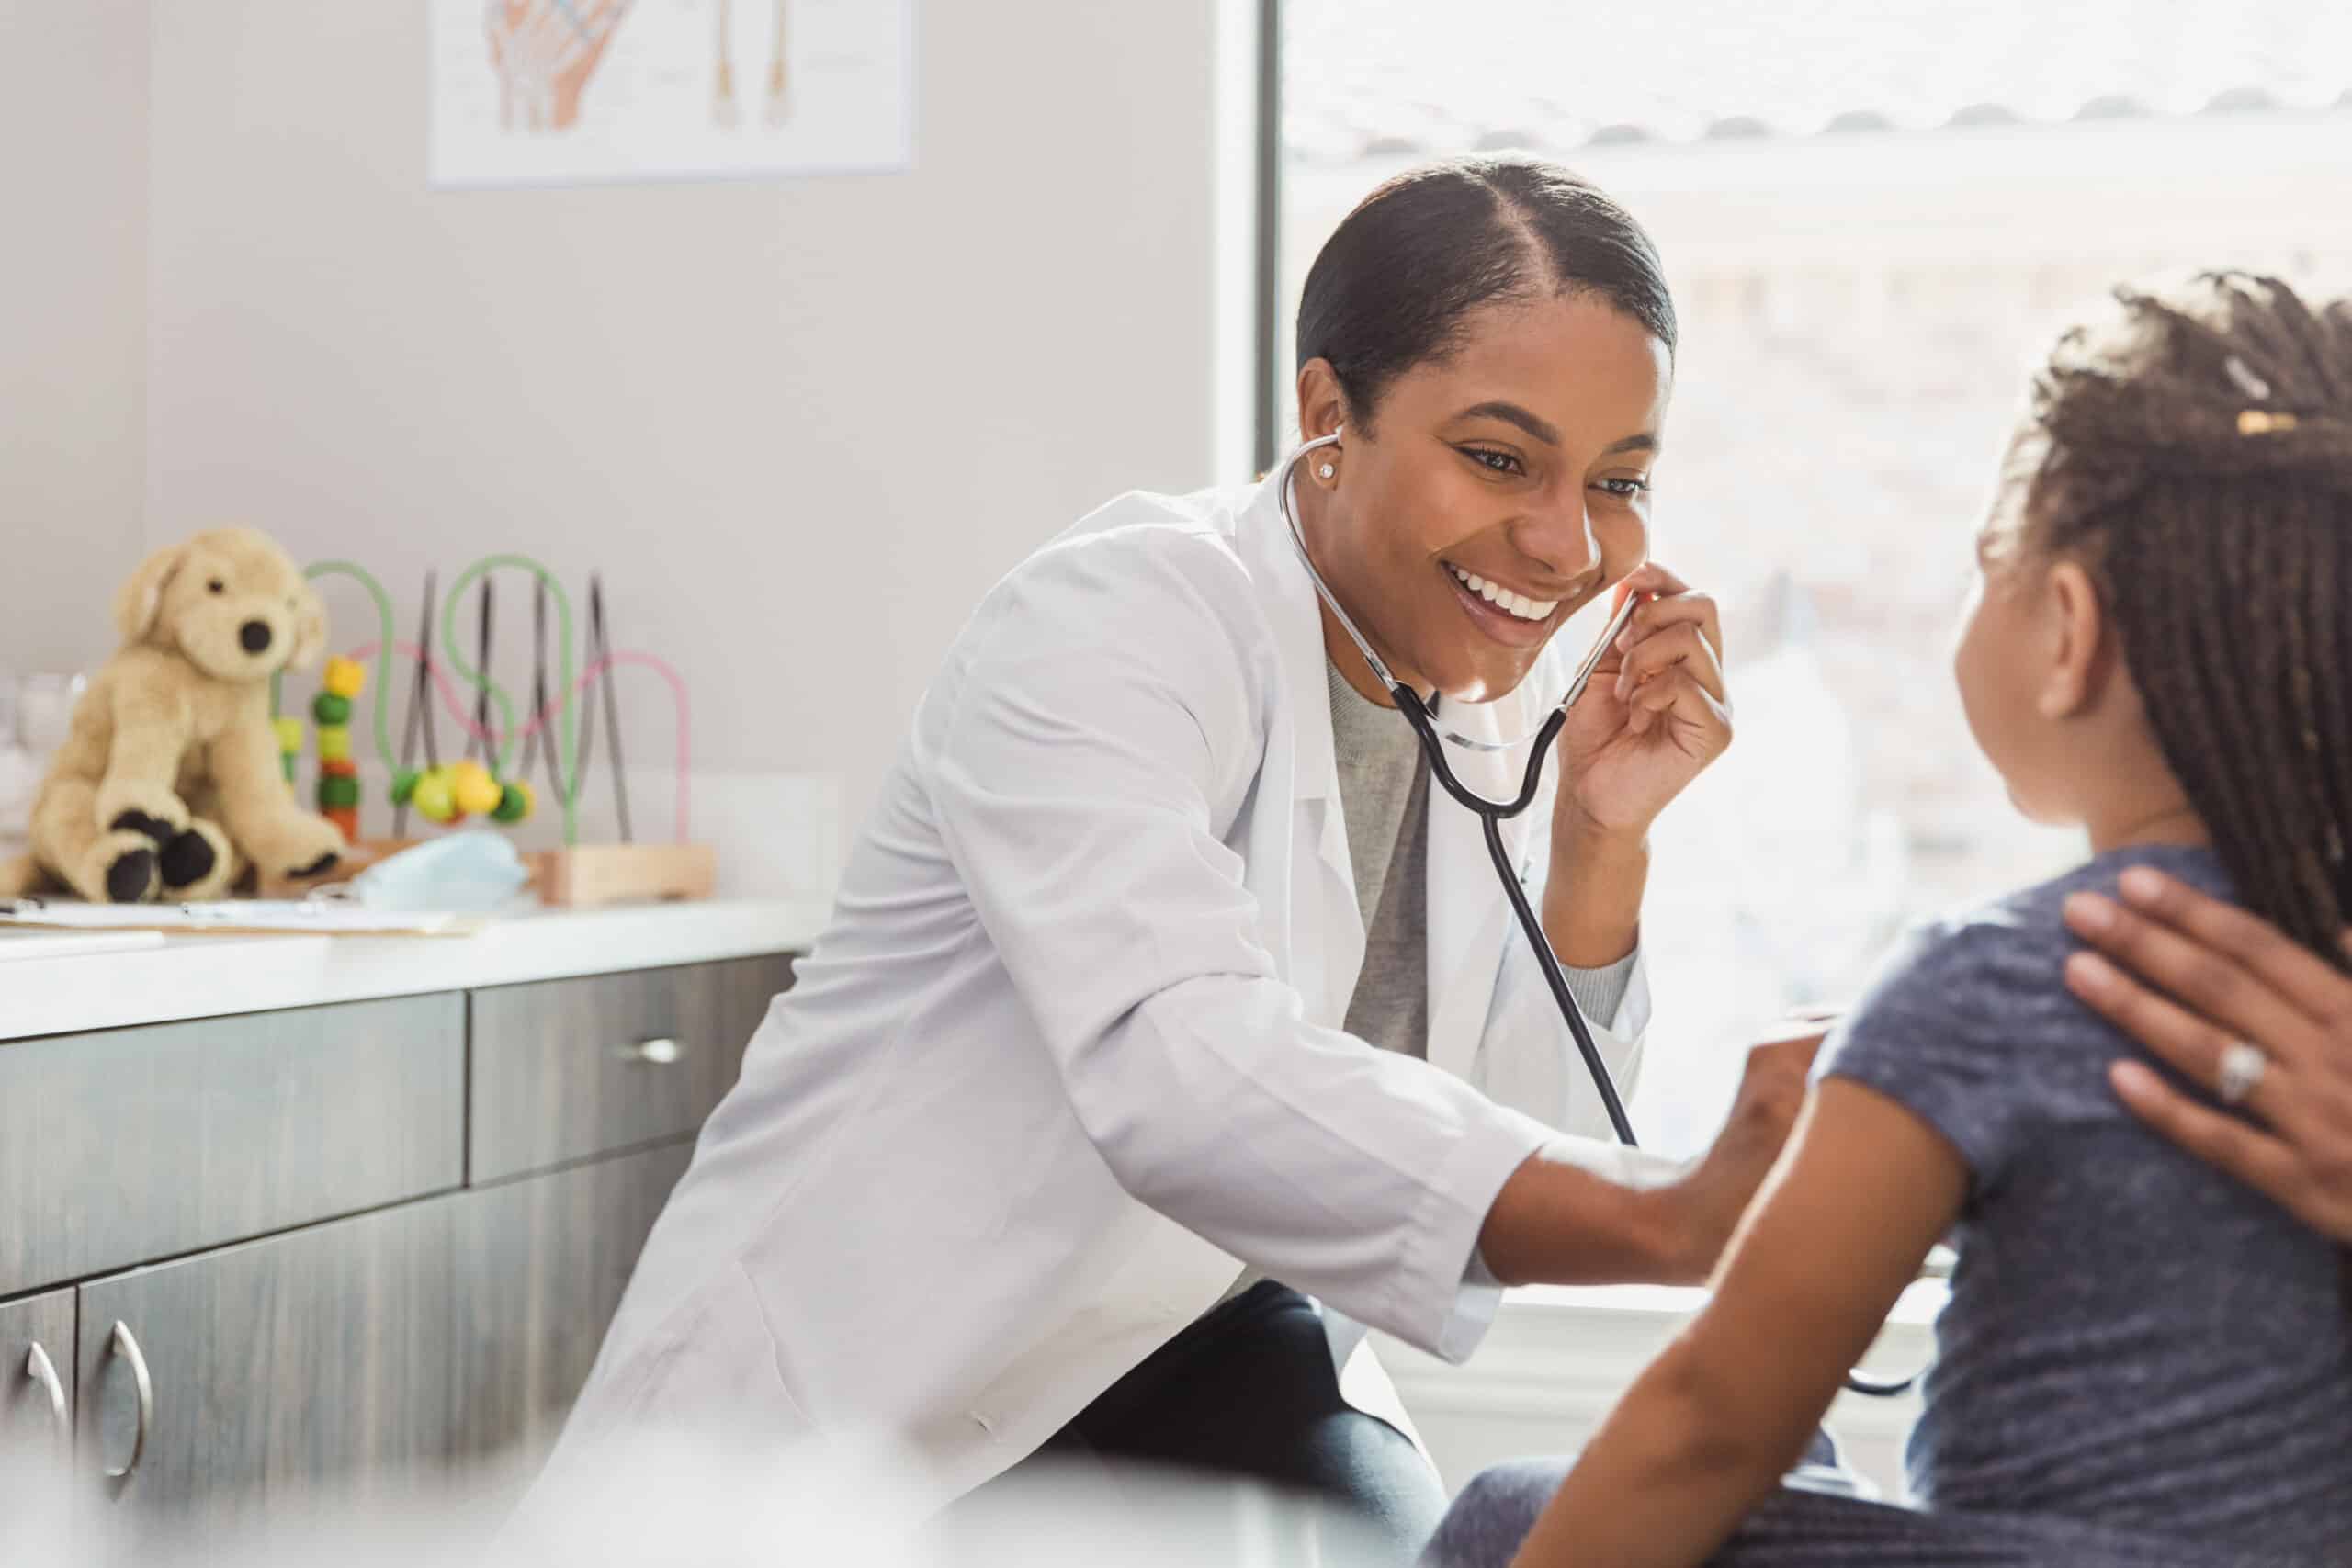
[527,158,1771,1557]
[523,157,2352,1560]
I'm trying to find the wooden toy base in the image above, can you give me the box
[257,839,716,908]
[531,842,717,908]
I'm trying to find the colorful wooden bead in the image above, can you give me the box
[390,767,420,806]
[452,769,503,817]
[492,779,536,823]
[411,772,457,823]
[317,773,361,809]
[316,726,353,763]
[322,806,360,842]
[311,692,351,727]
[323,657,367,700]
[275,715,305,785]
[320,758,359,780]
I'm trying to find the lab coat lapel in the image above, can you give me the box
[1235,474,1363,1029]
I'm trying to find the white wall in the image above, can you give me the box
[140,0,1225,847]
[0,0,149,676]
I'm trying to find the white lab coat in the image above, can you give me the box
[525,467,1657,1522]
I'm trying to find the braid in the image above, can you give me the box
[2022,272,2352,965]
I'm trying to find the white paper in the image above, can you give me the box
[430,0,916,188]
[0,899,475,937]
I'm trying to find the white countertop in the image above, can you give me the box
[0,897,831,1043]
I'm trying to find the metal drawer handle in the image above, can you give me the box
[623,1036,683,1066]
[104,1321,153,1481]
[23,1341,67,1443]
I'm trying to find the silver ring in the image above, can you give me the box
[2216,1041,2268,1107]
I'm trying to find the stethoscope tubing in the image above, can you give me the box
[1393,688,1638,1146]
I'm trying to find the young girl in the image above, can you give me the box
[1421,272,2352,1568]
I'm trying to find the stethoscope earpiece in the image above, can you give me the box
[1306,426,1342,482]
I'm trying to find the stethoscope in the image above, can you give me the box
[1279,430,1641,1146]
[1276,431,1917,1400]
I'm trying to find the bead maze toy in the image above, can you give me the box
[306,655,376,840]
[270,555,709,907]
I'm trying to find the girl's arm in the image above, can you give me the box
[1507,1079,1968,1568]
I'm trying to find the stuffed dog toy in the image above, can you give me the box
[0,528,347,903]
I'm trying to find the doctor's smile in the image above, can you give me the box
[1290,289,1670,708]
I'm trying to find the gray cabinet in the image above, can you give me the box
[0,1287,76,1457]
[450,1143,692,1478]
[469,954,791,1182]
[73,1143,694,1530]
[0,994,464,1297]
[16,954,776,1532]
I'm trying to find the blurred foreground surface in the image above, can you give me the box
[0,1426,1399,1567]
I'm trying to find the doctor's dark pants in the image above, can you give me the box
[969,1280,1449,1563]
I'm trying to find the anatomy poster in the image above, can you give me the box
[430,0,914,187]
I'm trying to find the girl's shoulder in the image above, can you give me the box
[1883,843,2233,1010]
[1813,844,2234,1181]
[1983,841,2233,941]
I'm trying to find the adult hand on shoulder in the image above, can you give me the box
[2064,868,2352,1244]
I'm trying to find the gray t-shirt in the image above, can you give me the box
[1323,661,1634,1051]
[1329,658,1436,1057]
[1820,842,2352,1559]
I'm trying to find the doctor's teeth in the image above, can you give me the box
[1447,565,1556,622]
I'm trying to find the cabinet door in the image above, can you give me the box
[450,1142,693,1475]
[77,1196,463,1529]
[72,1142,692,1531]
[0,1288,76,1458]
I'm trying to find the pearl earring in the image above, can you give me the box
[1317,462,1335,479]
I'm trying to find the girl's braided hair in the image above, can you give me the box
[2010,272,2352,965]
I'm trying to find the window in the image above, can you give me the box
[1272,0,2352,1151]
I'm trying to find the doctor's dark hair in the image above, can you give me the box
[1294,155,1676,434]
[2006,271,2352,964]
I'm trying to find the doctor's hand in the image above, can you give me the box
[1657,1026,1825,1282]
[1479,1024,1822,1291]
[1555,563,1732,841]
